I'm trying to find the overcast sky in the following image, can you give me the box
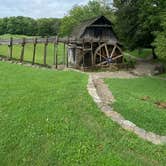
[0,0,89,18]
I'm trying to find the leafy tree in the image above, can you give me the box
[0,18,8,35]
[153,13,166,60]
[0,16,60,36]
[113,0,166,58]
[37,18,60,37]
[59,0,114,37]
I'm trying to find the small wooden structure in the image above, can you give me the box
[68,16,123,68]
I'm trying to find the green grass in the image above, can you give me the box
[157,73,166,78]
[0,34,65,65]
[0,61,166,165]
[105,77,166,135]
[125,48,152,59]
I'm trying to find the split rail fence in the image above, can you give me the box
[0,36,73,68]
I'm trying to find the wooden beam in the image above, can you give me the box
[104,44,109,58]
[66,37,69,68]
[88,25,112,28]
[112,54,123,61]
[8,37,13,60]
[91,40,94,66]
[53,36,58,67]
[63,42,66,65]
[55,38,58,69]
[110,45,116,58]
[20,38,25,62]
[32,37,37,65]
[44,37,48,66]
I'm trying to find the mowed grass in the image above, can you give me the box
[158,73,166,78]
[0,62,166,165]
[0,34,65,65]
[105,77,166,135]
[126,48,152,59]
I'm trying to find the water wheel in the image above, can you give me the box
[94,43,123,66]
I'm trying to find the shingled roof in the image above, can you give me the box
[70,16,113,39]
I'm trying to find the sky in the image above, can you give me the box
[0,0,89,18]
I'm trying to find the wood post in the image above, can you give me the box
[66,37,69,68]
[91,40,93,66]
[63,42,66,65]
[8,37,13,60]
[32,37,37,65]
[20,38,25,62]
[99,41,101,62]
[53,36,58,69]
[44,37,48,66]
[82,39,85,67]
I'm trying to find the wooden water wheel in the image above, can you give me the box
[94,43,123,66]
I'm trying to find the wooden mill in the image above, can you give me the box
[68,15,123,68]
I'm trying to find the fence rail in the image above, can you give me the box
[0,36,71,68]
[0,36,115,69]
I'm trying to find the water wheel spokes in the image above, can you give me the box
[94,43,123,66]
[112,54,123,61]
[110,45,116,58]
[96,61,107,66]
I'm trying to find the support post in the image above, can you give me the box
[53,36,58,67]
[32,37,37,65]
[63,42,66,65]
[44,37,48,66]
[91,40,93,66]
[8,37,13,60]
[82,39,85,67]
[20,37,25,62]
[66,37,69,68]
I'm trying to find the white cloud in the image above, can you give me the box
[0,0,89,18]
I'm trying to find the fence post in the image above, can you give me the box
[54,36,58,68]
[63,42,66,65]
[20,37,25,62]
[66,37,69,68]
[8,37,13,60]
[44,37,48,66]
[32,37,37,65]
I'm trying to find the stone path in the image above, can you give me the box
[87,71,166,145]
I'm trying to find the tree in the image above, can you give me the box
[113,0,166,59]
[153,13,166,60]
[59,0,114,37]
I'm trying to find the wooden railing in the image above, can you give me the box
[0,36,115,68]
[0,36,71,68]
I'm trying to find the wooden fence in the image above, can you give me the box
[0,36,72,68]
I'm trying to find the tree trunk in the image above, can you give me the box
[152,47,157,59]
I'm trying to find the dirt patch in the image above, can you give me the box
[155,101,166,109]
[140,96,151,101]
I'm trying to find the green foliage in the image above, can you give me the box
[153,14,166,60]
[37,18,60,37]
[0,61,166,165]
[124,56,136,68]
[59,0,114,37]
[105,77,166,135]
[0,16,60,37]
[113,0,166,51]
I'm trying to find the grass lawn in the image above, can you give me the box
[125,48,152,59]
[0,34,65,65]
[0,62,166,165]
[105,77,166,135]
[158,73,166,78]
